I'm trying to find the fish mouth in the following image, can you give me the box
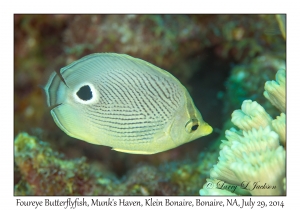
[200,123,213,136]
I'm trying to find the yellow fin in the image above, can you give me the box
[112,148,154,155]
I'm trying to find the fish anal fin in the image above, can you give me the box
[112,148,154,155]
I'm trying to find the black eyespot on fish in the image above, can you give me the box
[76,85,93,101]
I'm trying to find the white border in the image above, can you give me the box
[6,1,298,209]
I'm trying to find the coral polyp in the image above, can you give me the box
[200,69,286,196]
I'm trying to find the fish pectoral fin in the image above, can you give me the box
[153,132,168,142]
[112,148,154,155]
[153,123,177,147]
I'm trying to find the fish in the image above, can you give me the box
[44,53,213,154]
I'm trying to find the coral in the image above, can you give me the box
[222,55,286,121]
[14,132,218,195]
[272,113,286,146]
[14,132,119,195]
[231,100,273,131]
[200,69,286,196]
[264,69,286,113]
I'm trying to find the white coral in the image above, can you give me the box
[200,69,286,196]
[264,69,286,112]
[210,126,282,190]
[231,146,285,195]
[231,100,273,131]
[271,113,286,146]
[208,126,285,195]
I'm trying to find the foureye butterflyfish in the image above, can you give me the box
[44,53,213,154]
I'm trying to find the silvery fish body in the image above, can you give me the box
[44,53,212,154]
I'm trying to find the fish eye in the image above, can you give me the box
[76,85,93,101]
[191,124,199,131]
[185,119,199,133]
